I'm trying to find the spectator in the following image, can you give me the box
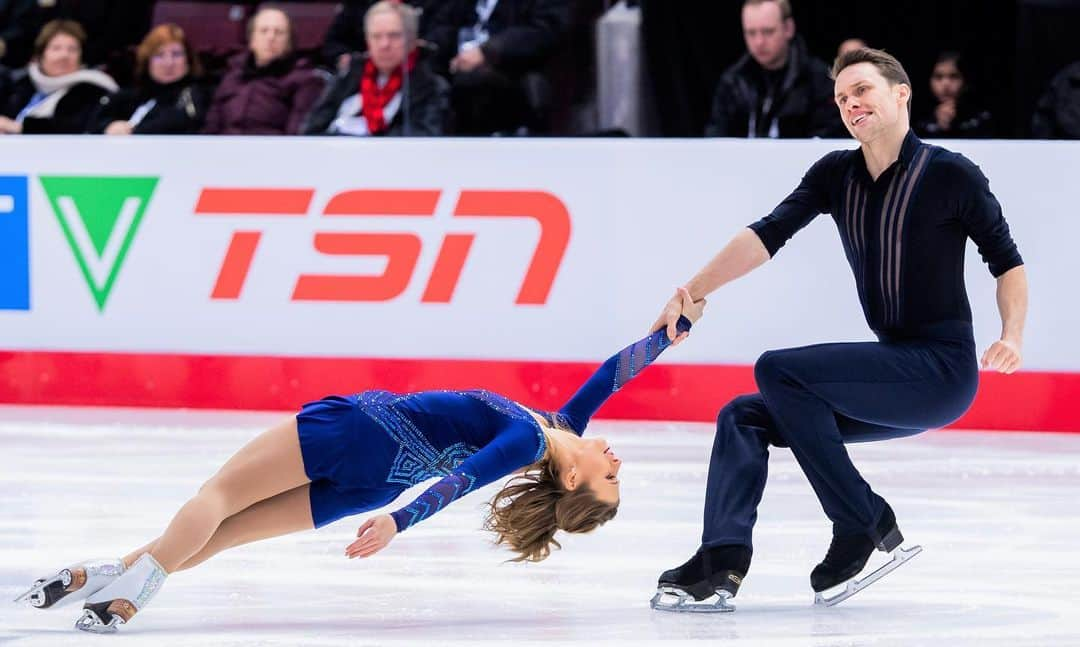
[836,38,867,59]
[304,2,450,136]
[705,0,841,138]
[321,0,439,71]
[0,0,42,67]
[202,4,326,135]
[914,51,993,139]
[93,24,209,135]
[0,20,117,134]
[425,0,572,135]
[1030,59,1080,139]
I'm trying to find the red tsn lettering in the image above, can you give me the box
[292,233,421,301]
[196,188,572,304]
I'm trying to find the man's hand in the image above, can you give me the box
[450,46,485,74]
[345,514,397,559]
[104,121,133,135]
[0,116,22,134]
[981,338,1022,374]
[650,287,706,346]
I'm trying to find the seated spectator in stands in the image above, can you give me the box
[304,2,449,136]
[202,4,326,135]
[424,0,572,135]
[1,0,41,67]
[1031,59,1080,139]
[0,19,117,134]
[915,51,993,138]
[705,0,841,138]
[836,37,867,59]
[322,0,439,71]
[93,24,208,135]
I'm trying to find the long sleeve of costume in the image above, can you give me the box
[556,315,692,435]
[955,158,1023,277]
[747,150,840,256]
[389,418,544,532]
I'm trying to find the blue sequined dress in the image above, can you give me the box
[296,316,692,529]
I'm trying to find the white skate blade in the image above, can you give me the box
[75,608,123,634]
[650,587,735,613]
[813,544,923,607]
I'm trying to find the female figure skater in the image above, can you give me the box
[15,290,702,633]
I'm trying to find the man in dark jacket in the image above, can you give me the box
[1030,60,1080,139]
[706,0,841,138]
[305,2,449,136]
[424,0,571,134]
[202,5,326,135]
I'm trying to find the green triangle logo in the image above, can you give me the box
[39,176,159,311]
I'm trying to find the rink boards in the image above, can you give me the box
[0,137,1077,430]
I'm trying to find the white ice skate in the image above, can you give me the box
[74,553,166,633]
[813,544,923,607]
[13,558,125,609]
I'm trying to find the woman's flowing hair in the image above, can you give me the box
[484,424,619,563]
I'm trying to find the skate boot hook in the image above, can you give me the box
[650,545,751,613]
[812,503,923,607]
[13,558,126,609]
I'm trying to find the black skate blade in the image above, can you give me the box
[650,587,736,613]
[813,544,922,607]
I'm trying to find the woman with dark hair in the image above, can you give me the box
[17,290,704,633]
[0,19,117,134]
[914,51,993,138]
[92,23,208,135]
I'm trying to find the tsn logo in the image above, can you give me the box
[196,188,570,305]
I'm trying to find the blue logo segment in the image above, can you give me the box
[0,176,29,311]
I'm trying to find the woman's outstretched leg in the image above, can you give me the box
[122,484,314,572]
[148,417,310,573]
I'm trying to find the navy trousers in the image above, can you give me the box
[702,322,979,548]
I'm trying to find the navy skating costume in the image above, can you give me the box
[703,130,1024,549]
[296,317,692,530]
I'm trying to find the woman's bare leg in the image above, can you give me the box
[146,418,310,573]
[122,484,315,571]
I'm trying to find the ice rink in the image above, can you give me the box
[1,405,1078,646]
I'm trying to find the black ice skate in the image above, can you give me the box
[13,558,125,609]
[811,503,922,607]
[650,545,751,613]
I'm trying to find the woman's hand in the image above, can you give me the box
[650,287,706,346]
[345,514,397,559]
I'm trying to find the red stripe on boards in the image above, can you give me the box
[0,351,1077,432]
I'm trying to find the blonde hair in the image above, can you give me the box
[484,424,619,563]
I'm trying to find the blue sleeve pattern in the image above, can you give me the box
[388,418,545,533]
[390,472,477,532]
[557,316,692,435]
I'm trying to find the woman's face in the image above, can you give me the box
[148,41,189,85]
[561,435,622,505]
[930,60,964,103]
[40,33,82,77]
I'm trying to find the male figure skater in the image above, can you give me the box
[650,47,1027,612]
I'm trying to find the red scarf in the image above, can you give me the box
[360,50,417,134]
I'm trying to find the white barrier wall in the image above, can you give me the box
[1,137,1076,364]
[0,137,1077,428]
